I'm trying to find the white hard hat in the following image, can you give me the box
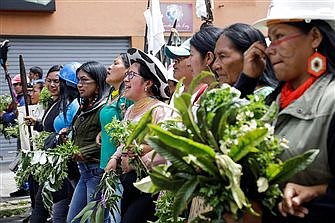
[254,0,335,31]
[165,38,191,60]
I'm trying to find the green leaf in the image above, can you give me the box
[173,176,199,221]
[148,125,218,176]
[261,102,278,123]
[134,176,159,194]
[147,136,194,173]
[79,209,94,223]
[150,166,186,191]
[270,149,319,184]
[188,70,214,95]
[229,128,267,162]
[95,205,104,223]
[72,201,97,222]
[125,109,153,147]
[214,104,240,141]
[196,106,219,150]
[149,125,215,158]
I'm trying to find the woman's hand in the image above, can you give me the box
[121,155,135,173]
[58,128,69,144]
[242,41,267,79]
[278,182,327,218]
[24,116,37,126]
[96,131,101,146]
[105,156,118,173]
[72,152,85,162]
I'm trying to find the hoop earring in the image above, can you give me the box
[308,49,326,77]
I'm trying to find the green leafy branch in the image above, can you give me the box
[38,87,52,108]
[15,138,79,212]
[72,172,122,223]
[105,110,155,179]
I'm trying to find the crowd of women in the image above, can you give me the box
[4,0,335,222]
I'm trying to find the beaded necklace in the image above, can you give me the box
[128,97,156,118]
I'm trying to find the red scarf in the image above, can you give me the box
[280,77,316,109]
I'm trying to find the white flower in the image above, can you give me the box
[280,138,290,149]
[221,83,230,89]
[245,110,254,118]
[257,177,269,193]
[230,87,241,98]
[249,119,257,129]
[240,124,250,133]
[39,152,47,165]
[236,113,244,122]
[264,123,274,135]
[31,151,43,165]
[219,140,230,154]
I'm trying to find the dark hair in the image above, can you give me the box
[46,65,63,77]
[286,20,335,75]
[190,25,222,60]
[110,53,130,99]
[120,53,130,69]
[220,23,278,88]
[59,78,79,121]
[29,66,43,79]
[77,61,110,101]
[33,82,44,92]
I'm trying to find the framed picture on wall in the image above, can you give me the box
[0,0,56,12]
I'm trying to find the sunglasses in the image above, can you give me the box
[125,70,141,80]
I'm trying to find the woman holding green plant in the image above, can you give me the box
[27,63,82,223]
[66,61,110,223]
[240,0,335,222]
[95,53,133,223]
[105,48,171,223]
[26,64,63,223]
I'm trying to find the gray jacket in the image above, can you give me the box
[274,73,335,186]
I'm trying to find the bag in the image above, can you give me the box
[8,153,21,172]
[43,132,60,150]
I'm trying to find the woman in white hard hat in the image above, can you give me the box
[241,0,335,222]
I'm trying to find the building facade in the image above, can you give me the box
[0,0,270,161]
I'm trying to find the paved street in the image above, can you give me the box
[0,162,30,223]
[0,163,17,198]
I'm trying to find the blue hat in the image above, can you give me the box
[164,38,191,59]
[59,62,81,88]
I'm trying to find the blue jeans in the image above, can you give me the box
[66,163,110,223]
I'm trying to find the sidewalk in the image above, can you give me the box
[0,163,31,222]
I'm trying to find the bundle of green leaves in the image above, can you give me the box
[3,121,19,138]
[72,172,121,223]
[105,110,155,179]
[0,94,11,112]
[133,82,318,222]
[0,94,13,138]
[38,86,52,108]
[15,134,79,211]
[148,191,186,223]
